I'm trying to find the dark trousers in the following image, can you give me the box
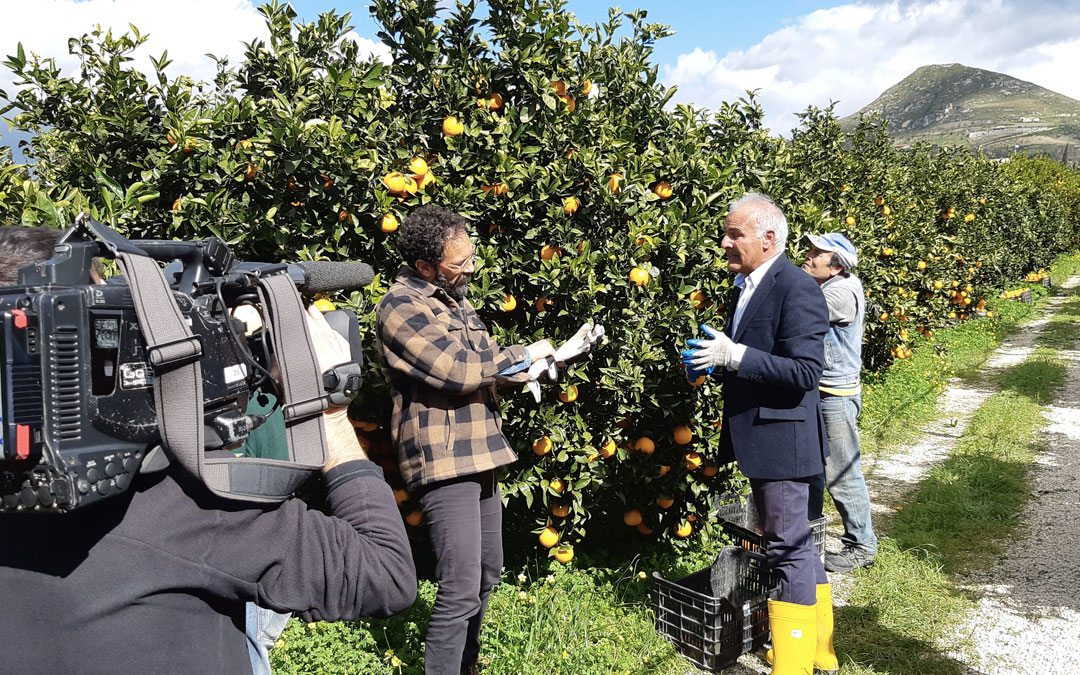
[749,477,828,606]
[417,471,503,675]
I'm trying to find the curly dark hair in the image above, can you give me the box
[0,225,63,286]
[396,205,468,267]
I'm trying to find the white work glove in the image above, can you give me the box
[553,322,605,364]
[524,322,606,402]
[684,324,735,371]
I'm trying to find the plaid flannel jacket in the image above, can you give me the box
[376,266,528,489]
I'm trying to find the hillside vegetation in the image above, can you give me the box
[842,63,1080,160]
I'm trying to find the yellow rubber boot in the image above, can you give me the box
[765,584,839,672]
[766,598,816,675]
[815,583,840,673]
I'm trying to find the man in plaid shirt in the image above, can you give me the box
[376,205,554,675]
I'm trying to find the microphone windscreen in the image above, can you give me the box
[294,261,375,294]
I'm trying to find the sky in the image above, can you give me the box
[2,0,1080,149]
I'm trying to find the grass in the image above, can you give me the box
[272,253,1080,675]
[834,276,1080,674]
[860,251,1080,458]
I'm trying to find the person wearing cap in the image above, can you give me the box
[802,232,877,574]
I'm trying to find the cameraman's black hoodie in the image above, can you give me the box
[0,460,416,674]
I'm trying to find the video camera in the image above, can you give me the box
[0,215,373,513]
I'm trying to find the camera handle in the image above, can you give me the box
[73,214,330,502]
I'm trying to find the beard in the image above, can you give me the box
[435,270,470,301]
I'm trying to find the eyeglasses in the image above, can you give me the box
[442,247,477,273]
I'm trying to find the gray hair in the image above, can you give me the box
[728,192,789,245]
[829,252,852,276]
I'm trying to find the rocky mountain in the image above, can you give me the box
[840,63,1080,160]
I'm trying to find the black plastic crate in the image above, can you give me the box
[1020,289,1033,303]
[1042,276,1052,288]
[653,547,779,672]
[719,517,826,557]
[713,491,756,529]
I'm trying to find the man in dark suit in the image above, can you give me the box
[684,193,837,675]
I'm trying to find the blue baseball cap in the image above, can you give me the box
[805,232,858,269]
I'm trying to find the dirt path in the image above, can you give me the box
[952,293,1080,674]
[711,277,1080,675]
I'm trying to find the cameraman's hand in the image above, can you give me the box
[306,305,368,471]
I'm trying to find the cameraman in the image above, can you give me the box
[0,225,417,674]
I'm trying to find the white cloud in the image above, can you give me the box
[662,0,1080,136]
[0,0,390,110]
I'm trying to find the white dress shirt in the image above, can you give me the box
[728,252,783,370]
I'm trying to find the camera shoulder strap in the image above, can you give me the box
[118,255,331,502]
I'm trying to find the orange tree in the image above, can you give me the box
[4,0,1080,556]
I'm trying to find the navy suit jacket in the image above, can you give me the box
[717,255,830,480]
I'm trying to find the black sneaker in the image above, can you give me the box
[824,546,875,573]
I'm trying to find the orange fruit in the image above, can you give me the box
[549,478,565,494]
[688,289,706,308]
[934,280,944,290]
[599,439,617,458]
[845,216,856,226]
[535,296,552,312]
[702,464,718,477]
[964,213,975,222]
[633,437,655,455]
[608,173,623,194]
[415,171,436,190]
[383,171,407,194]
[539,526,560,548]
[623,509,643,527]
[500,294,517,312]
[658,464,670,476]
[653,182,673,199]
[657,495,674,509]
[480,182,509,196]
[918,261,926,270]
[244,162,258,180]
[582,80,592,95]
[533,436,552,456]
[684,452,703,471]
[559,94,576,111]
[313,298,336,312]
[488,92,503,110]
[442,115,464,136]
[686,514,698,523]
[688,374,706,386]
[673,425,693,445]
[171,198,182,211]
[393,489,410,505]
[558,385,578,403]
[554,545,574,563]
[540,244,562,260]
[674,521,692,538]
[875,196,885,206]
[635,523,653,536]
[405,510,423,526]
[550,80,567,96]
[629,267,650,286]
[381,214,399,233]
[562,196,581,214]
[338,209,351,222]
[551,502,570,518]
[409,156,429,176]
